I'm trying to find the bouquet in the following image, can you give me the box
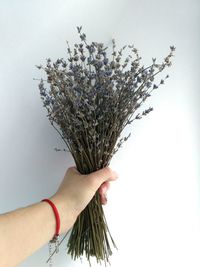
[36,26,175,265]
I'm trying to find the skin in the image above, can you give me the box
[0,166,118,267]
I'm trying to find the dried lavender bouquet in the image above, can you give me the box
[36,26,175,264]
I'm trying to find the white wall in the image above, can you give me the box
[0,0,199,266]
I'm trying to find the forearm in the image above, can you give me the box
[0,197,76,267]
[0,166,117,267]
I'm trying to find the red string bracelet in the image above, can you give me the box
[41,198,60,252]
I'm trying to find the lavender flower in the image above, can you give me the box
[36,26,175,265]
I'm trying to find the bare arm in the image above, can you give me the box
[0,166,118,267]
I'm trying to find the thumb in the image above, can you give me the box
[87,166,118,190]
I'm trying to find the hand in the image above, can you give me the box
[50,166,118,233]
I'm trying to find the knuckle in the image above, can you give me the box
[67,167,73,172]
[67,166,75,174]
[104,166,113,176]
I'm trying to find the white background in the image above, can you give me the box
[0,0,200,266]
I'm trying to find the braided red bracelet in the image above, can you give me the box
[41,198,60,250]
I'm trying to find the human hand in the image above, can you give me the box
[50,166,118,233]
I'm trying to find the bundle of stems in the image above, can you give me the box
[36,26,175,264]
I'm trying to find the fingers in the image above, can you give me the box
[99,181,110,205]
[100,192,107,205]
[99,181,110,195]
[67,166,118,196]
[88,166,118,189]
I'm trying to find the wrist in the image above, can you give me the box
[49,195,77,234]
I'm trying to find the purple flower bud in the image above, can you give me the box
[103,58,109,65]
[160,79,164,84]
[80,33,86,41]
[170,45,176,51]
[77,26,82,33]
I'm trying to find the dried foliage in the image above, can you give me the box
[36,26,175,264]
